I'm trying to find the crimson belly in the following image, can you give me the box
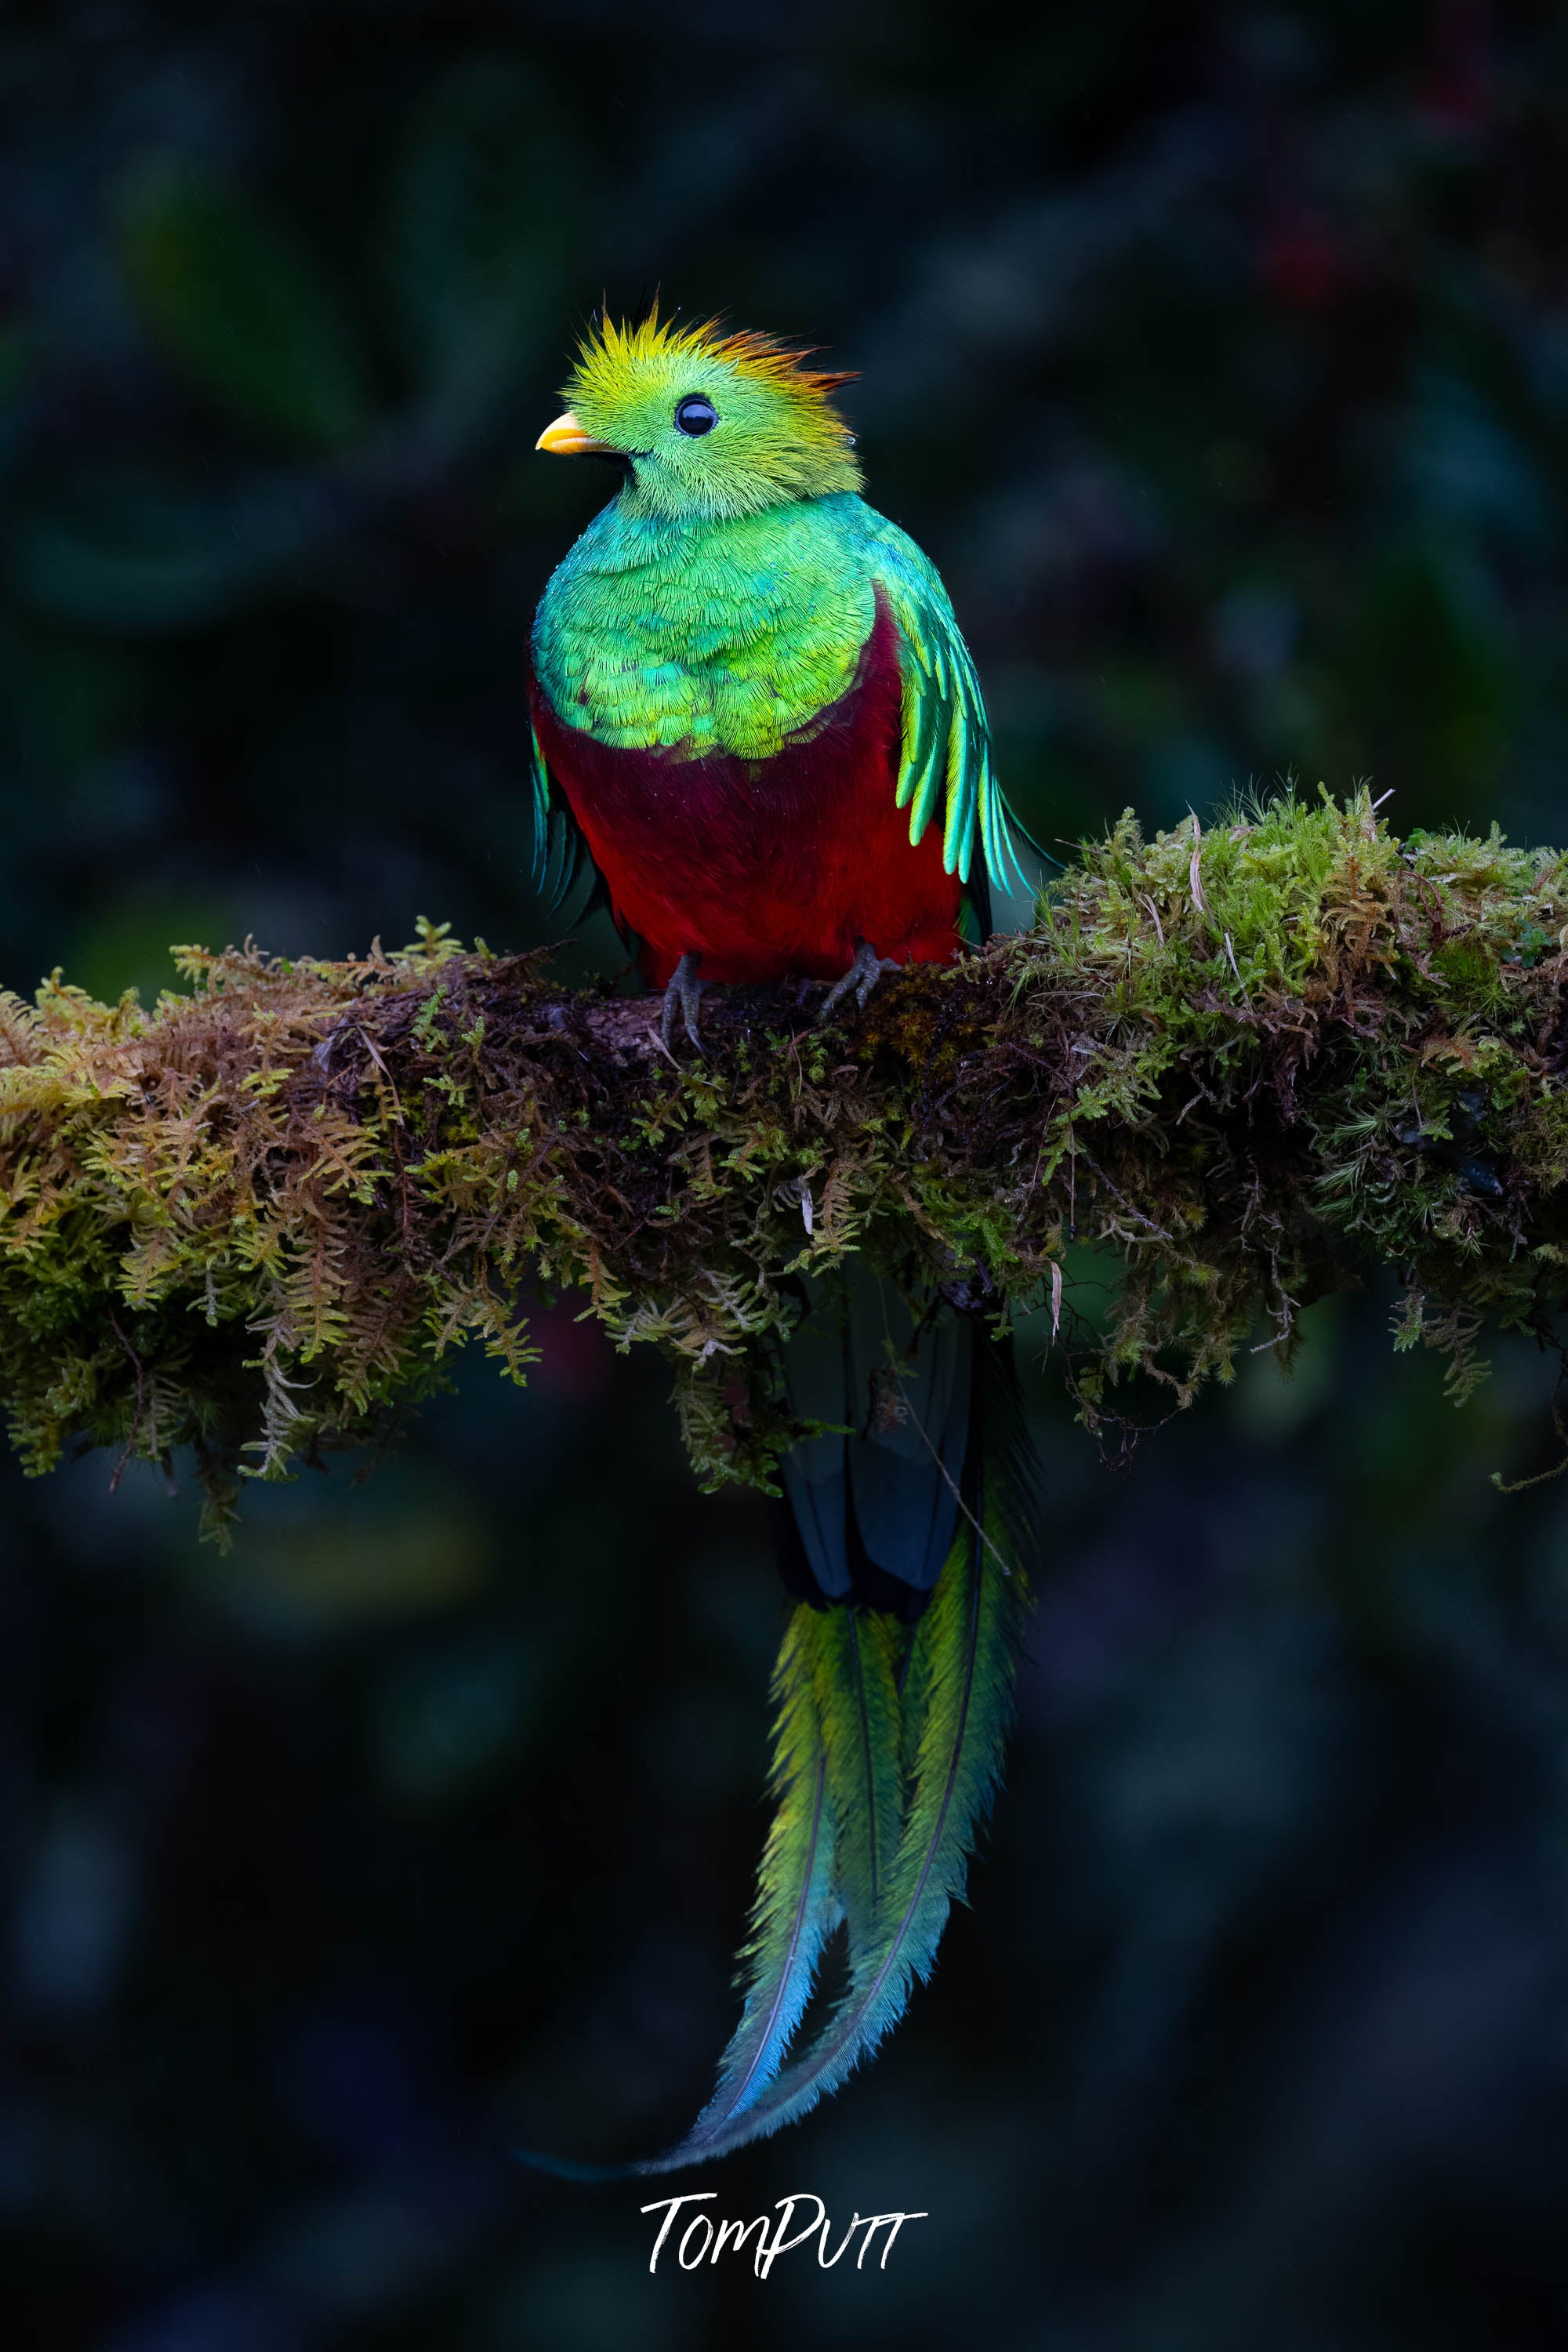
[527,593,962,988]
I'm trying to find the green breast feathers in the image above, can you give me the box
[532,474,1025,891]
[532,491,880,762]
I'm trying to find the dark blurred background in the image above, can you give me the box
[6,3,1568,2346]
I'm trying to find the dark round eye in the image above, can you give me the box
[674,394,718,437]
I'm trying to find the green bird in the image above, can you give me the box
[527,308,1044,2169]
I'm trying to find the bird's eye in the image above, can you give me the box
[674,394,718,437]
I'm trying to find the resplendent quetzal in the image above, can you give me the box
[528,310,1044,2169]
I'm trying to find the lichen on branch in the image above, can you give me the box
[3,790,1567,1540]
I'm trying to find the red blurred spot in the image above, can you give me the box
[530,1298,615,1401]
[1258,213,1339,310]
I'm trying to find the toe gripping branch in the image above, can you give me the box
[659,938,898,1054]
[818,940,901,1025]
[660,952,704,1053]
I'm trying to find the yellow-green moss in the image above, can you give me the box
[4,794,1567,1539]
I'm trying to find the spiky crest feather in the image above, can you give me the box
[568,299,858,416]
[559,301,863,517]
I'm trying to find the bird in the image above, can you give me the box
[527,307,1045,2169]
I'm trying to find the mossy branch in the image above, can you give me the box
[5,791,1568,1541]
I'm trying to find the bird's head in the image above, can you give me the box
[535,307,862,521]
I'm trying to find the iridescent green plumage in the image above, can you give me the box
[533,494,1025,889]
[521,310,1044,2172]
[676,1606,839,2143]
[530,310,1032,893]
[644,1504,1029,2171]
[637,1599,908,2165]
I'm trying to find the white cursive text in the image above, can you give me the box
[642,2190,927,2278]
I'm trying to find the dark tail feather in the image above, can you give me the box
[776,1263,971,1613]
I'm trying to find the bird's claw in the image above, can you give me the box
[660,951,704,1054]
[817,939,901,1025]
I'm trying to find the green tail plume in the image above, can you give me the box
[515,1343,1038,2182]
[815,1604,906,1935]
[642,1501,1026,2172]
[679,1604,839,2143]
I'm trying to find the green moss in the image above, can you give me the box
[3,790,1567,1539]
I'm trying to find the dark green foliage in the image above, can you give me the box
[6,795,1568,1538]
[119,162,370,452]
[386,59,582,399]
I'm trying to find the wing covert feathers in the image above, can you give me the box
[527,716,590,916]
[869,527,1031,898]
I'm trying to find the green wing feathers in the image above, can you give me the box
[527,717,590,916]
[869,521,1030,896]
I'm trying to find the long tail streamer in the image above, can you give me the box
[517,1350,1036,2180]
[682,1606,840,2140]
[638,1497,1027,2172]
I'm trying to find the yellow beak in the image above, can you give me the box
[535,411,615,456]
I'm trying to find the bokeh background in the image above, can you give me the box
[6,3,1568,2346]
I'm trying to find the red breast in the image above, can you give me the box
[528,589,963,987]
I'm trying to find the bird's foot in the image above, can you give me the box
[659,951,704,1054]
[817,939,901,1025]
